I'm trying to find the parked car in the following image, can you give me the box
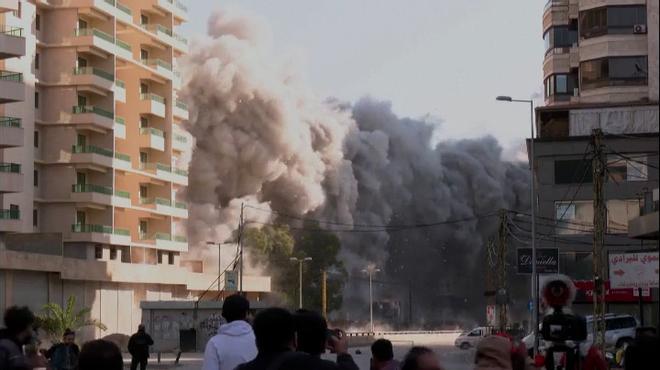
[454,327,494,349]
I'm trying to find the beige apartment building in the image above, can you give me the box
[532,0,658,320]
[1,0,270,341]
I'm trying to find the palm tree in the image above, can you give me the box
[37,295,107,343]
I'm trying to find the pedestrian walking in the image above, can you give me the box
[45,329,80,370]
[128,324,154,370]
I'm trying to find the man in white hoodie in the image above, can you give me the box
[202,294,257,370]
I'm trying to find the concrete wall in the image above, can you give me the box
[648,0,659,101]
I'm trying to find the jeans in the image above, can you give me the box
[130,357,148,370]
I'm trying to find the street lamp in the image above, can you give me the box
[290,257,313,309]
[207,241,237,292]
[496,95,538,355]
[362,266,381,333]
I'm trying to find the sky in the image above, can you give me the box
[181,0,545,153]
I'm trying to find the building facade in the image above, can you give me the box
[0,0,270,342]
[533,0,659,321]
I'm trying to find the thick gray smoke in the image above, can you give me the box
[181,9,529,323]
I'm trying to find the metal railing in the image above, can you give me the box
[71,223,128,235]
[72,183,113,195]
[174,168,188,176]
[115,79,125,88]
[71,144,114,157]
[0,70,23,82]
[140,92,166,104]
[114,152,131,162]
[114,190,130,198]
[0,163,21,173]
[116,38,132,51]
[144,23,173,37]
[72,105,114,119]
[174,134,188,143]
[0,209,20,220]
[73,66,114,81]
[175,202,187,209]
[0,116,21,128]
[115,116,125,125]
[173,32,188,45]
[141,58,172,71]
[140,197,172,206]
[175,1,188,12]
[0,25,23,37]
[175,235,187,242]
[140,127,165,137]
[116,2,132,15]
[139,162,172,172]
[175,100,188,110]
[74,28,114,43]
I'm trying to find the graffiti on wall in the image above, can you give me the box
[151,312,194,342]
[199,313,225,342]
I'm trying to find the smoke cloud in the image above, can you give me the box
[181,9,529,323]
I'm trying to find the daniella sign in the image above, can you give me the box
[517,248,559,274]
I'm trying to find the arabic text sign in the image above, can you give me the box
[609,252,659,289]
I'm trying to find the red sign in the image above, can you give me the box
[573,280,652,303]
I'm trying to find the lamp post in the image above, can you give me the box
[362,266,381,333]
[207,241,236,292]
[290,257,313,309]
[496,95,538,354]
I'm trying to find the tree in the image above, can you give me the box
[37,296,107,343]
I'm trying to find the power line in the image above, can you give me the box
[605,147,660,170]
[508,221,646,247]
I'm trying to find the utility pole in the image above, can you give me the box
[497,209,508,333]
[238,203,244,294]
[591,128,606,349]
[322,270,328,319]
[362,266,381,333]
[290,257,312,309]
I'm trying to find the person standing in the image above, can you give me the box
[202,294,258,370]
[0,306,43,370]
[78,339,123,370]
[371,339,400,370]
[45,329,80,370]
[128,324,154,370]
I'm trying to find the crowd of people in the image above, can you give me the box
[1,295,658,370]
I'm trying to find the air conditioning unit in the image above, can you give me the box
[633,24,647,34]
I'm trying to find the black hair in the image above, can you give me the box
[253,307,295,353]
[401,346,434,370]
[78,340,123,370]
[371,338,394,362]
[63,328,75,337]
[222,294,250,322]
[293,309,327,356]
[3,306,35,335]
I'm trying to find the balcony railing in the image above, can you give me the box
[0,209,20,220]
[175,100,188,110]
[116,2,131,15]
[144,23,172,37]
[0,70,23,82]
[174,134,187,143]
[0,163,21,173]
[115,189,130,198]
[140,127,165,137]
[0,116,21,128]
[141,58,172,71]
[140,197,172,206]
[114,152,131,162]
[115,116,125,125]
[140,93,166,104]
[173,32,188,45]
[175,1,187,12]
[74,28,114,43]
[71,224,129,235]
[174,168,188,176]
[139,162,171,172]
[0,26,23,37]
[72,105,114,119]
[115,79,125,88]
[175,202,187,209]
[175,235,187,242]
[73,67,114,81]
[71,144,114,157]
[72,183,113,195]
[116,38,132,52]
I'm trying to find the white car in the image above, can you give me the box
[454,327,493,350]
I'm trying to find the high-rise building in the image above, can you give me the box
[532,0,658,320]
[1,0,270,341]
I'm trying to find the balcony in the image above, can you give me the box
[141,23,187,52]
[72,66,114,91]
[155,0,188,21]
[0,163,22,193]
[0,26,25,59]
[140,58,173,80]
[114,1,132,24]
[0,1,19,12]
[173,70,182,90]
[88,0,117,17]
[139,127,165,151]
[138,197,187,218]
[139,93,166,118]
[114,79,126,102]
[115,38,132,60]
[138,162,188,185]
[0,117,23,148]
[113,151,132,170]
[173,100,189,120]
[70,144,114,168]
[114,116,126,138]
[71,105,114,130]
[69,223,131,245]
[73,28,115,55]
[172,132,190,152]
[71,183,131,207]
[0,208,20,232]
[543,49,570,79]
[140,232,188,251]
[0,70,24,103]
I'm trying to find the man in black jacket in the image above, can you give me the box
[128,324,154,370]
[0,306,37,370]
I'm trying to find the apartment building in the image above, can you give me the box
[1,0,270,341]
[532,0,659,320]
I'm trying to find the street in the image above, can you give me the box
[127,333,475,370]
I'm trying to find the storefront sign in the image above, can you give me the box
[609,252,659,289]
[517,248,559,274]
[573,280,652,303]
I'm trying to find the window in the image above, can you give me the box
[580,6,646,38]
[77,19,87,30]
[607,155,648,182]
[139,220,148,239]
[33,209,38,227]
[77,95,87,106]
[157,251,163,264]
[554,159,593,184]
[34,92,39,109]
[139,185,148,198]
[109,248,117,260]
[94,246,103,259]
[140,49,149,61]
[140,14,149,26]
[543,25,578,53]
[140,152,148,165]
[76,211,86,225]
[168,252,174,265]
[606,200,639,234]
[555,201,593,235]
[140,116,149,128]
[35,53,39,70]
[35,13,41,31]
[34,170,39,187]
[580,56,647,89]
[545,73,578,99]
[34,131,39,147]
[559,252,593,279]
